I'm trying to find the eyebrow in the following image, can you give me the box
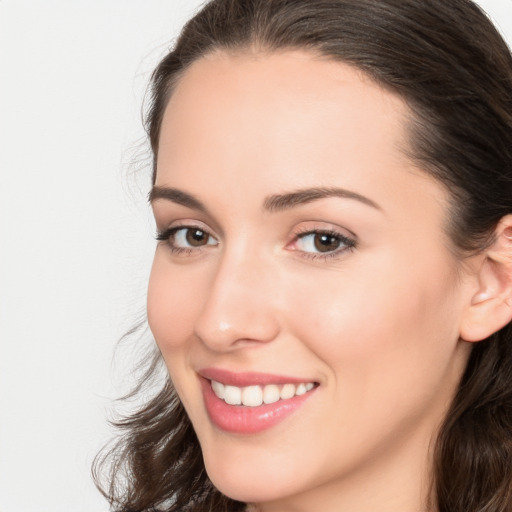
[263,186,382,212]
[149,186,209,213]
[149,185,381,213]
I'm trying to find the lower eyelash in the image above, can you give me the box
[155,226,355,260]
[155,227,195,255]
[300,245,355,261]
[299,245,356,261]
[295,229,356,261]
[168,246,195,256]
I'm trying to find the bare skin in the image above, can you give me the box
[147,51,512,512]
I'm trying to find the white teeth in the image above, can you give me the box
[242,385,263,407]
[263,384,280,404]
[295,383,307,396]
[211,380,225,399]
[280,383,296,400]
[211,380,316,406]
[224,385,242,405]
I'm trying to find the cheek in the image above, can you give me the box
[147,254,202,352]
[287,252,462,406]
[147,255,208,415]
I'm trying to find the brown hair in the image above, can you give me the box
[94,1,512,511]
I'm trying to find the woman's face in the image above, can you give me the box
[148,51,474,510]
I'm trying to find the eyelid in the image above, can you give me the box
[155,221,219,254]
[154,219,356,261]
[287,223,357,261]
[152,203,224,239]
[156,217,217,236]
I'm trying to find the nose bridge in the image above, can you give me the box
[194,242,280,350]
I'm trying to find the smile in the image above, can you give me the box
[211,380,316,407]
[199,370,319,434]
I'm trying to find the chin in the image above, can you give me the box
[203,451,302,504]
[209,475,289,505]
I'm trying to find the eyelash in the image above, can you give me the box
[155,225,356,260]
[292,228,356,261]
[156,225,217,256]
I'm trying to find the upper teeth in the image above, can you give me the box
[211,380,315,407]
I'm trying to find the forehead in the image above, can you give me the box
[157,50,410,176]
[161,50,410,151]
[155,50,448,229]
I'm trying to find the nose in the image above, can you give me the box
[193,249,281,352]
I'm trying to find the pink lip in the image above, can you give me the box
[199,368,318,434]
[199,367,312,387]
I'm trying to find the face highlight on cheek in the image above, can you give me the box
[147,51,473,511]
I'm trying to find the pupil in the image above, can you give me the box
[314,234,339,252]
[186,229,207,246]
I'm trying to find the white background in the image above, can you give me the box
[0,1,511,511]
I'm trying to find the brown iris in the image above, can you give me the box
[185,228,209,247]
[314,233,341,252]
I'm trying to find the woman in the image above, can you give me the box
[95,1,512,511]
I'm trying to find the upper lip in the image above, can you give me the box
[199,367,317,387]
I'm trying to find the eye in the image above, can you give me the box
[156,226,218,254]
[292,230,356,258]
[174,227,214,248]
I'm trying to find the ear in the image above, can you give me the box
[459,214,512,342]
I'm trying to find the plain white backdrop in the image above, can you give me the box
[0,1,511,511]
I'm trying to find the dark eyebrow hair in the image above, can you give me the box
[149,186,209,213]
[263,186,382,212]
[149,185,382,214]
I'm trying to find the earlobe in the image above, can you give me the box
[459,215,512,343]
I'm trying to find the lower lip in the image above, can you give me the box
[200,378,316,434]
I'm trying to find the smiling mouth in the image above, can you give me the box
[210,380,317,407]
[200,371,319,433]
